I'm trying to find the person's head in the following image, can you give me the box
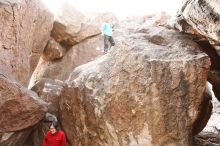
[49,120,59,134]
[105,19,111,23]
[104,16,113,23]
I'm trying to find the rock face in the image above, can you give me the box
[25,113,58,146]
[178,0,220,44]
[192,37,220,102]
[43,38,66,61]
[59,26,211,146]
[29,6,113,88]
[0,129,32,146]
[0,70,47,146]
[0,71,47,132]
[51,3,100,46]
[30,78,64,116]
[25,121,51,146]
[29,35,103,87]
[192,84,213,135]
[175,0,220,102]
[0,0,53,85]
[208,71,220,101]
[0,0,53,145]
[194,86,220,146]
[26,78,63,146]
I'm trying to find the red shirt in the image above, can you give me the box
[43,130,67,146]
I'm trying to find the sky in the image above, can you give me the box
[42,0,183,18]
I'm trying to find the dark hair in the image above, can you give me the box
[51,120,59,129]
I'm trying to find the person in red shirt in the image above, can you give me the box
[43,120,67,146]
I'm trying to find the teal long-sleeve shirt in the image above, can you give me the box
[102,22,113,36]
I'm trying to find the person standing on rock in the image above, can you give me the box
[43,120,67,146]
[102,19,115,53]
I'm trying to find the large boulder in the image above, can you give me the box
[51,3,84,45]
[0,129,32,146]
[43,38,66,61]
[175,0,220,102]
[59,26,211,146]
[0,0,53,85]
[178,0,220,44]
[0,70,47,146]
[0,71,47,132]
[51,3,101,47]
[52,9,118,48]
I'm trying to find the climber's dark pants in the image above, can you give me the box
[104,35,115,53]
